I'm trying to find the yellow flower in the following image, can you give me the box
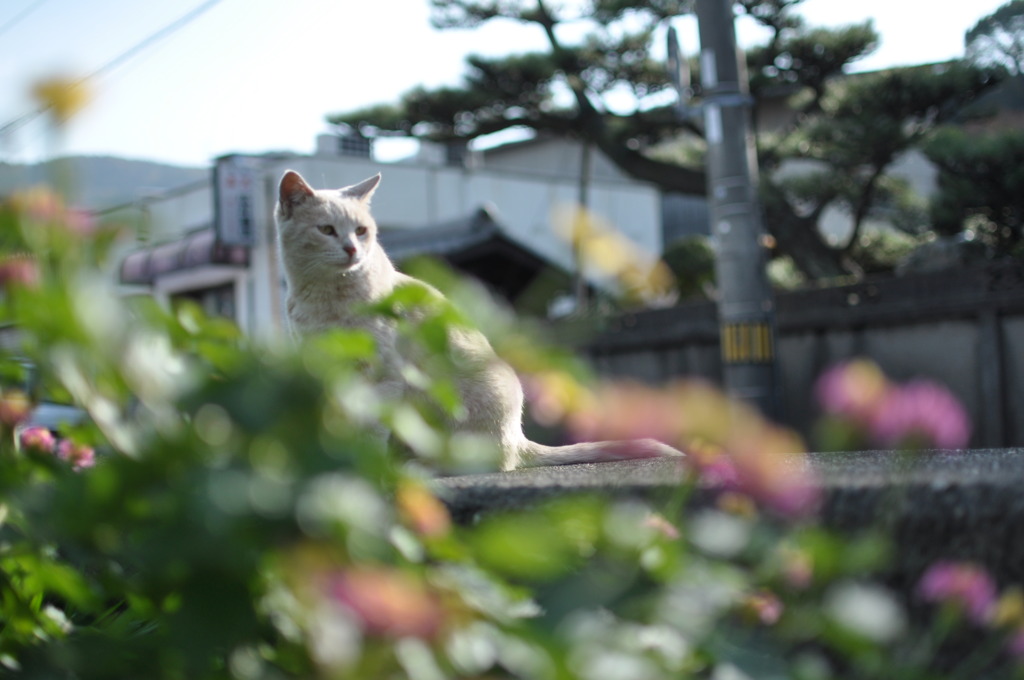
[522,369,594,426]
[0,390,32,427]
[32,75,91,124]
[717,492,758,518]
[396,480,451,538]
[8,186,63,222]
[552,204,676,304]
[994,587,1024,628]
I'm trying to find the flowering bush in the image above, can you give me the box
[0,177,1019,680]
[17,426,55,454]
[815,358,971,450]
[919,561,997,624]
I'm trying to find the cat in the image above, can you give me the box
[275,169,682,471]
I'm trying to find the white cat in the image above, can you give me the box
[275,170,682,470]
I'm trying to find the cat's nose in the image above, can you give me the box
[343,245,357,257]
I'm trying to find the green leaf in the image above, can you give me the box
[471,512,580,582]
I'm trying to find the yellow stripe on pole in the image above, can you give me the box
[721,322,774,364]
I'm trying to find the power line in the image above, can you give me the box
[83,0,225,82]
[0,0,226,138]
[0,0,51,40]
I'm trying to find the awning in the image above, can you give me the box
[120,227,249,285]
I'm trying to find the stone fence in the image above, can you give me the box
[581,263,1024,448]
[437,450,1024,587]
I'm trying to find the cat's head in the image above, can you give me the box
[275,170,382,274]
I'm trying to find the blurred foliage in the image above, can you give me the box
[966,0,1024,76]
[923,126,1024,257]
[0,176,1023,680]
[848,227,920,275]
[658,229,913,298]
[766,254,806,291]
[661,236,715,300]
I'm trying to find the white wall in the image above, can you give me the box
[481,137,628,182]
[266,153,663,267]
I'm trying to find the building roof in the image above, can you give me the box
[379,206,578,312]
[380,205,509,260]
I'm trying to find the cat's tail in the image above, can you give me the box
[510,438,684,471]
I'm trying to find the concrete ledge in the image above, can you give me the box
[809,450,1024,587]
[434,449,1024,584]
[436,457,690,522]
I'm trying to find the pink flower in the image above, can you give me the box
[741,590,784,625]
[918,561,997,624]
[691,452,741,488]
[816,360,972,450]
[7,187,95,237]
[64,208,96,235]
[565,380,687,445]
[870,381,971,450]
[57,440,95,470]
[643,512,681,540]
[815,360,889,423]
[19,426,55,453]
[16,187,63,223]
[686,423,819,518]
[0,256,40,290]
[0,390,32,427]
[780,547,814,590]
[328,568,443,639]
[727,428,821,519]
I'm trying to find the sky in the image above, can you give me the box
[0,0,1011,168]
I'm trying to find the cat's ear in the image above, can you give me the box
[340,173,381,204]
[278,170,315,218]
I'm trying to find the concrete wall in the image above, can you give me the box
[1002,316,1024,445]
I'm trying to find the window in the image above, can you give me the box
[338,134,373,158]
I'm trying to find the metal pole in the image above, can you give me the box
[695,0,780,417]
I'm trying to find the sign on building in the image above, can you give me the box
[214,155,260,246]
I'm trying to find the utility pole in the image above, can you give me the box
[694,0,780,417]
[574,140,592,310]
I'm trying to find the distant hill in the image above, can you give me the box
[0,156,208,210]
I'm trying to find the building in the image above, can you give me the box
[113,133,672,338]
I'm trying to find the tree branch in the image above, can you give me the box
[842,162,887,254]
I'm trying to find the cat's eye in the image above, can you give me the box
[317,224,336,236]
[355,226,368,237]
